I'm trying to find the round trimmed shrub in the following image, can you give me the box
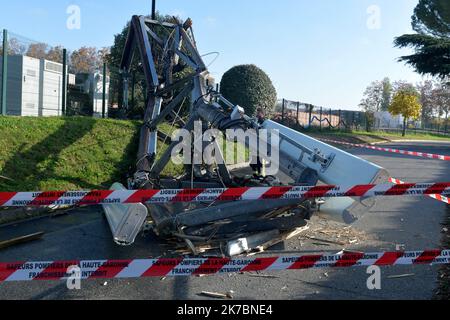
[220,64,277,116]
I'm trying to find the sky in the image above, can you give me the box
[0,0,427,110]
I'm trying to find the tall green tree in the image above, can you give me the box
[411,0,450,37]
[394,0,450,78]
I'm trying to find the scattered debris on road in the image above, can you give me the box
[299,219,370,250]
[199,291,234,299]
[302,235,346,246]
[0,232,45,250]
[387,274,415,279]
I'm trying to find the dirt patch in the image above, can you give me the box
[435,205,450,300]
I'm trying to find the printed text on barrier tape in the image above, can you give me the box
[319,138,450,161]
[389,178,449,205]
[1,250,449,282]
[0,183,450,207]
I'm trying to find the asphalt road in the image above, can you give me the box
[0,141,449,300]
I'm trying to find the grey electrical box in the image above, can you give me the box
[0,55,73,116]
[74,72,110,118]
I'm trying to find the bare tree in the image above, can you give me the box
[97,47,110,66]
[433,82,450,131]
[70,46,99,73]
[392,80,417,95]
[46,45,64,63]
[417,80,435,124]
[359,81,383,112]
[26,43,48,60]
[6,38,26,55]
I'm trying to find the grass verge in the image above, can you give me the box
[0,116,141,192]
[306,128,450,144]
[0,116,183,224]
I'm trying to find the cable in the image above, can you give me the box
[201,51,220,68]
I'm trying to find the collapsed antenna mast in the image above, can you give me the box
[110,10,389,252]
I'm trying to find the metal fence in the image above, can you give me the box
[275,99,450,136]
[274,99,368,131]
[107,64,150,120]
[371,110,448,135]
[0,29,109,118]
[372,126,449,136]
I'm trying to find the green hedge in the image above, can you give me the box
[220,64,277,116]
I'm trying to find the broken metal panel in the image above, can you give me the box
[103,183,148,246]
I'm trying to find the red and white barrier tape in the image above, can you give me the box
[0,183,449,207]
[389,178,449,205]
[319,138,450,161]
[1,250,449,282]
